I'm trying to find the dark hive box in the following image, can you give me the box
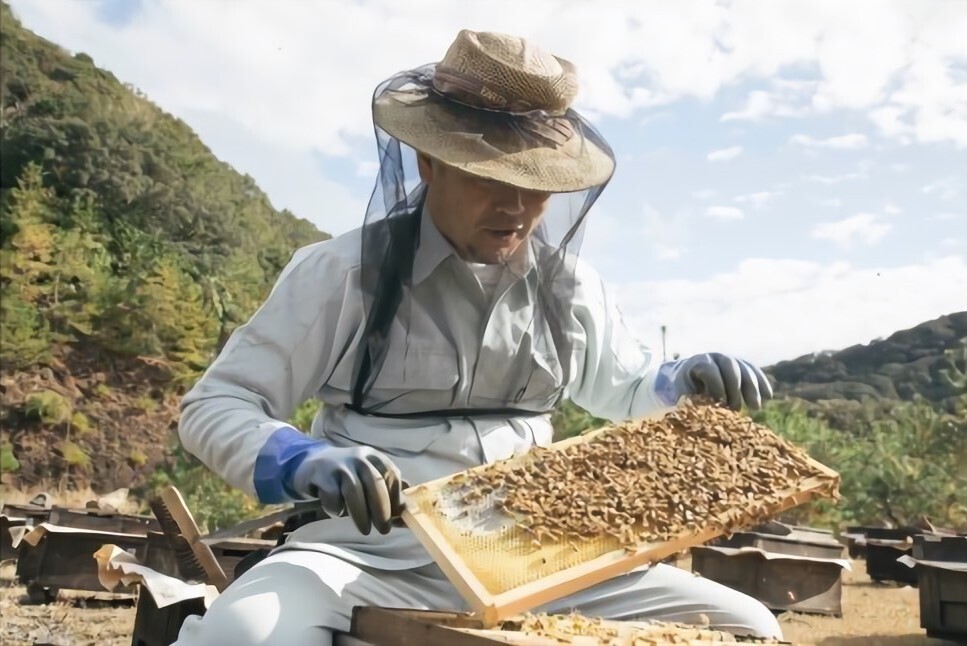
[130,532,275,646]
[15,527,146,602]
[911,534,967,640]
[691,525,846,616]
[864,527,918,586]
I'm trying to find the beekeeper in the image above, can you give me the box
[174,30,782,645]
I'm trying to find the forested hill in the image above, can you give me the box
[766,312,967,413]
[0,2,329,492]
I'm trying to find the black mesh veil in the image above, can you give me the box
[349,64,615,417]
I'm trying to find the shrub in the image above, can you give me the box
[26,390,72,425]
[58,440,91,470]
[70,411,92,435]
[1,443,20,473]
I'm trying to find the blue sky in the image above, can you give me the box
[9,0,966,366]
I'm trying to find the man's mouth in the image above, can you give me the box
[483,225,524,242]
[485,229,518,240]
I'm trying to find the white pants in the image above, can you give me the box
[174,549,782,645]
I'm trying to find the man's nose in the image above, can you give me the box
[496,188,525,214]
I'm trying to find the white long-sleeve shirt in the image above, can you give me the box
[178,208,673,568]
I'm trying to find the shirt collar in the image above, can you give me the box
[411,207,538,286]
[411,207,458,286]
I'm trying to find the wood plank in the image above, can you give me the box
[350,607,510,645]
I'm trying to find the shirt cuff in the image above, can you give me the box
[253,426,329,504]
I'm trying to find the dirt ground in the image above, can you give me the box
[0,555,962,646]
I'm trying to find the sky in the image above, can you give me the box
[9,0,966,366]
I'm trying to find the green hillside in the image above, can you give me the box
[0,2,328,497]
[764,312,967,429]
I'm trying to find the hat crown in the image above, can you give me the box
[433,30,578,115]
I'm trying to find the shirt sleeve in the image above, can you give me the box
[177,240,362,501]
[564,261,674,422]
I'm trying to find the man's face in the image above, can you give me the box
[419,155,552,264]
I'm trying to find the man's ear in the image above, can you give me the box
[416,153,434,183]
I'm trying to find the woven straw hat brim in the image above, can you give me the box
[373,93,615,193]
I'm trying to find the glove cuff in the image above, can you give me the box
[653,359,687,407]
[253,426,330,504]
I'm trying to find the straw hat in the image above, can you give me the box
[372,30,615,193]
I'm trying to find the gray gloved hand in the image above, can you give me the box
[663,352,774,411]
[290,445,404,536]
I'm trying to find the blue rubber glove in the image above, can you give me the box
[655,353,773,411]
[253,427,404,536]
[290,444,404,536]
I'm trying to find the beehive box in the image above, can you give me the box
[131,590,208,646]
[16,527,147,602]
[130,531,276,646]
[709,524,844,557]
[48,506,161,535]
[841,526,867,559]
[401,402,840,626]
[1,502,52,527]
[691,526,847,616]
[863,528,918,586]
[342,607,788,645]
[131,532,275,646]
[911,534,967,640]
[141,531,274,583]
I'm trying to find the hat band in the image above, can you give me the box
[429,66,575,149]
[432,66,514,111]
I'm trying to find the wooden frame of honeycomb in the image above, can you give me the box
[400,402,840,627]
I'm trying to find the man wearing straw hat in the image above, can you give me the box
[175,30,782,645]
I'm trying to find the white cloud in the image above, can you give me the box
[789,133,869,149]
[940,237,963,248]
[934,212,963,221]
[693,189,717,200]
[735,191,780,209]
[655,246,683,261]
[9,0,967,158]
[355,160,380,179]
[811,213,892,248]
[706,146,744,162]
[612,256,967,366]
[923,177,964,201]
[817,197,844,208]
[721,80,816,122]
[803,172,864,184]
[706,206,745,220]
[883,202,902,215]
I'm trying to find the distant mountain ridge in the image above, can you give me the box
[766,312,967,412]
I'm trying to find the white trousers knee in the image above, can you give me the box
[174,550,782,645]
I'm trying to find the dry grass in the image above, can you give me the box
[0,564,135,645]
[0,556,959,645]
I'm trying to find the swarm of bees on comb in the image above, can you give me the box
[449,400,839,550]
